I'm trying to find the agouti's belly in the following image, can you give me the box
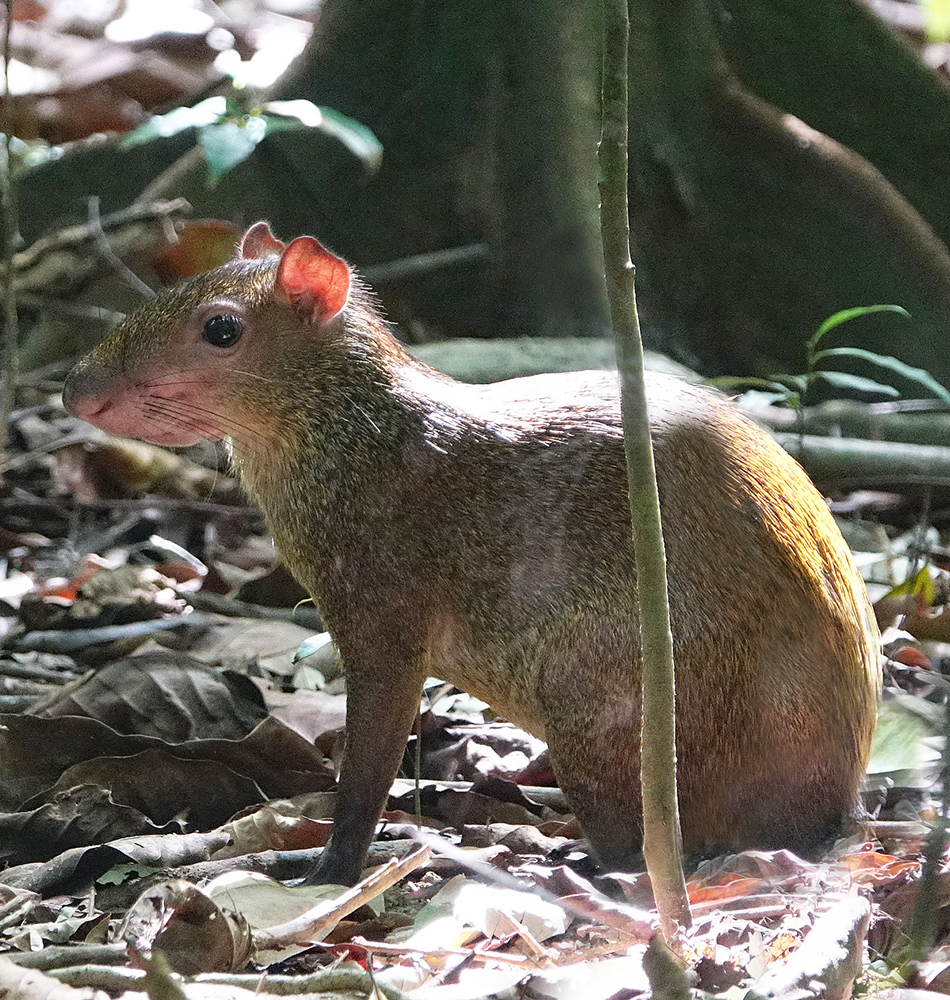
[426,606,553,739]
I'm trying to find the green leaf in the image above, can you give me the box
[707,374,810,408]
[121,96,226,148]
[264,100,383,173]
[924,0,950,40]
[707,375,792,393]
[223,96,250,119]
[882,563,937,603]
[812,370,900,397]
[867,697,940,775]
[294,631,333,664]
[199,116,267,182]
[808,304,910,350]
[813,347,950,405]
[97,862,162,886]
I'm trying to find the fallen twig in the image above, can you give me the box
[251,847,431,951]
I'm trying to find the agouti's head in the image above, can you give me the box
[63,222,354,449]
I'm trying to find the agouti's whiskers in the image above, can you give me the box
[154,395,271,447]
[141,399,186,434]
[143,370,216,389]
[230,368,279,386]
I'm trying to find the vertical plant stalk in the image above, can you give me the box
[0,0,17,454]
[902,689,950,967]
[599,0,691,940]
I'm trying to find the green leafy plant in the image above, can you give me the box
[714,304,950,410]
[121,95,382,184]
[719,306,950,612]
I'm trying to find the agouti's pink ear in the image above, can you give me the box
[275,236,351,324]
[240,222,285,260]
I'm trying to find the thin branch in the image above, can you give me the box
[349,937,531,967]
[599,0,690,941]
[132,143,205,209]
[13,198,189,274]
[251,846,430,952]
[364,243,489,284]
[0,0,18,453]
[87,195,155,299]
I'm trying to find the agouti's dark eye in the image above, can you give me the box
[203,314,242,348]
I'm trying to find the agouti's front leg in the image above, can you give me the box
[305,647,425,886]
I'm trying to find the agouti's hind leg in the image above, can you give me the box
[537,628,646,871]
[540,642,648,873]
[546,725,645,871]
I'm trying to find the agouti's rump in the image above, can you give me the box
[63,223,880,883]
[365,369,878,868]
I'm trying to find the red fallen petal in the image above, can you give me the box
[891,647,933,670]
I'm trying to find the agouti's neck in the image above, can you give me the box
[231,316,465,596]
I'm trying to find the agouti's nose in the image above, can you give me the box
[62,372,112,423]
[65,391,112,423]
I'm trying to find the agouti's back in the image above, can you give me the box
[63,223,881,882]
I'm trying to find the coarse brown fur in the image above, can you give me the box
[64,230,881,884]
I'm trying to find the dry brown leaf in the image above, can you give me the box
[116,879,252,975]
[153,222,241,282]
[215,806,334,858]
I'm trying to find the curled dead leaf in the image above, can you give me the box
[116,879,252,975]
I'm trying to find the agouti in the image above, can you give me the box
[64,222,881,884]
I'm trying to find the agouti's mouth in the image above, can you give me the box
[141,426,212,447]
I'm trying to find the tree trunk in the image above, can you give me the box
[718,0,950,249]
[269,0,611,339]
[627,0,950,385]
